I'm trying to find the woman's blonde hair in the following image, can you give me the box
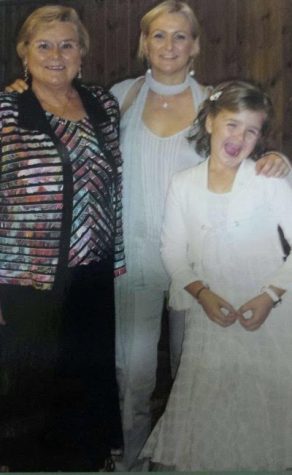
[190,80,274,159]
[138,0,200,62]
[16,5,90,60]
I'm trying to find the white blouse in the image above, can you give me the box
[111,76,208,289]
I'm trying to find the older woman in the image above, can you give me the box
[0,5,124,471]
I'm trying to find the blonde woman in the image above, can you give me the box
[111,2,289,469]
[0,5,123,471]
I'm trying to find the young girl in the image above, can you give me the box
[141,80,292,471]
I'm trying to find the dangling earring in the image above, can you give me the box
[23,62,29,82]
[189,57,195,77]
[146,58,151,75]
[77,66,82,80]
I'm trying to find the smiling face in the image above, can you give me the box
[142,12,199,83]
[24,21,82,90]
[206,109,267,169]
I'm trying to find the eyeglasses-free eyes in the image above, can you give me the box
[29,40,81,53]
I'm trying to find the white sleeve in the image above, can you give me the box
[110,79,136,108]
[284,156,292,189]
[161,174,200,310]
[264,177,292,291]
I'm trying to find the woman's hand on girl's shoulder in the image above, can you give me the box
[256,152,291,177]
[5,79,28,93]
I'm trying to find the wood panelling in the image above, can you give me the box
[282,0,292,156]
[236,0,284,147]
[0,0,291,155]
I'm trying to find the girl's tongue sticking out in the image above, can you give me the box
[224,142,241,158]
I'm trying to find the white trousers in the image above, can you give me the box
[115,278,185,470]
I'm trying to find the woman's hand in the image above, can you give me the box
[238,293,273,331]
[5,78,28,94]
[255,152,290,177]
[198,289,239,328]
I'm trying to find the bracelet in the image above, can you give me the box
[195,286,209,301]
[261,286,282,307]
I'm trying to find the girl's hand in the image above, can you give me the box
[238,293,273,331]
[5,78,28,94]
[198,289,239,328]
[255,152,290,178]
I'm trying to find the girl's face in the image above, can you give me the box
[206,109,266,169]
[143,12,199,83]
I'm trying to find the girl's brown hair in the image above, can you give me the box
[190,80,274,159]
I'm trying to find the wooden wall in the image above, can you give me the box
[0,0,291,155]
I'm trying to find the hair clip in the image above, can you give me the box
[209,91,222,101]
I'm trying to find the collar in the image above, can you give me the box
[17,82,109,133]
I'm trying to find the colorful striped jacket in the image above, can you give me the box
[0,83,125,290]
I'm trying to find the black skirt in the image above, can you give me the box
[0,258,122,470]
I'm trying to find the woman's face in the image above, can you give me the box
[143,12,199,83]
[24,21,82,89]
[206,109,266,169]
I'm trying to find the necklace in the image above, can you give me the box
[145,69,191,109]
[35,90,76,122]
[41,96,70,120]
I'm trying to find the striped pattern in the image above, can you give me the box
[49,114,119,267]
[0,86,125,290]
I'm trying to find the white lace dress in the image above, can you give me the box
[141,159,292,471]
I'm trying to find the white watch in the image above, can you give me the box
[261,286,282,307]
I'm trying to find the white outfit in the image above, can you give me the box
[142,158,292,471]
[111,77,208,469]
